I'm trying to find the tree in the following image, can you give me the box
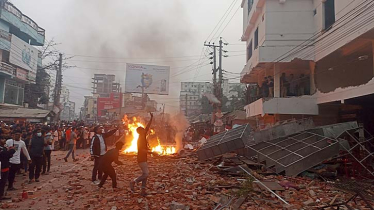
[24,40,72,108]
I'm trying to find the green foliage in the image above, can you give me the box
[24,68,50,107]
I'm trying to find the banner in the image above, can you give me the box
[125,63,170,95]
[9,35,38,74]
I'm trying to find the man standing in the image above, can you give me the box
[64,127,78,162]
[97,141,124,190]
[42,130,54,175]
[130,113,153,196]
[6,130,31,190]
[90,125,118,184]
[29,129,46,183]
[0,137,15,200]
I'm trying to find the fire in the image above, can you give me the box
[122,115,176,155]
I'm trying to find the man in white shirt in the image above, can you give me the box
[6,130,31,191]
[90,125,117,184]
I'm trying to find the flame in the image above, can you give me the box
[122,115,176,155]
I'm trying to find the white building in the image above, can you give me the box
[180,80,245,117]
[240,0,374,130]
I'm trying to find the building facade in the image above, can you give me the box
[180,80,245,117]
[92,74,120,98]
[240,0,374,131]
[0,1,45,106]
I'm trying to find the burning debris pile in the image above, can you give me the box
[122,115,176,156]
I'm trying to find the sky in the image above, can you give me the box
[10,0,246,113]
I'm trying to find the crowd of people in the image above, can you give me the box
[246,73,311,104]
[0,121,123,200]
[0,112,159,200]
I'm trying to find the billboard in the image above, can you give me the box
[125,63,170,95]
[97,93,122,117]
[9,35,38,74]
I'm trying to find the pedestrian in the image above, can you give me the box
[97,141,124,190]
[64,127,78,162]
[90,125,118,185]
[268,76,274,97]
[0,136,15,200]
[59,128,66,151]
[83,127,89,149]
[42,130,54,175]
[130,112,154,196]
[21,132,32,175]
[28,129,46,183]
[6,129,31,190]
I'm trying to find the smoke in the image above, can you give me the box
[62,0,196,112]
[169,113,190,152]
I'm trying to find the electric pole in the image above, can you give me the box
[53,53,63,122]
[204,38,225,130]
[218,37,223,104]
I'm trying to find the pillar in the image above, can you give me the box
[309,61,316,94]
[274,63,281,98]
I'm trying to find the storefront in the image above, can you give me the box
[4,78,24,105]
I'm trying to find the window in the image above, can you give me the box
[4,79,24,105]
[254,27,259,49]
[248,0,254,15]
[324,0,335,30]
[247,40,253,61]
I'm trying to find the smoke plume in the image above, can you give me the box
[62,0,196,112]
[169,113,190,152]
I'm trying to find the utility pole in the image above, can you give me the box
[204,39,225,130]
[53,53,63,122]
[218,37,223,104]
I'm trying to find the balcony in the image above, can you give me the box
[0,2,45,46]
[245,97,318,118]
[0,62,16,77]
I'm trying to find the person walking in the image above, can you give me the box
[90,125,118,185]
[42,130,54,175]
[64,127,78,162]
[130,113,154,196]
[0,137,15,200]
[6,130,31,190]
[28,129,46,183]
[97,141,124,190]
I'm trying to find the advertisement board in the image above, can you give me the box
[9,35,38,74]
[16,68,27,81]
[125,63,170,95]
[97,93,122,117]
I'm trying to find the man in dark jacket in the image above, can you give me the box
[0,137,15,200]
[28,129,46,183]
[90,125,117,184]
[97,141,124,189]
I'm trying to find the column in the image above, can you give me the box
[309,61,316,94]
[274,63,281,98]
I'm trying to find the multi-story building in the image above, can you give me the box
[0,1,45,106]
[180,82,213,117]
[82,94,98,123]
[240,0,374,131]
[92,74,121,98]
[180,80,245,117]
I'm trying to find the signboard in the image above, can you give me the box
[9,35,38,74]
[16,68,27,81]
[27,71,36,84]
[125,63,170,95]
[97,93,122,117]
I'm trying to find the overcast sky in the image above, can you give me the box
[11,0,245,113]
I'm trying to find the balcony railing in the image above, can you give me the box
[0,62,16,76]
[3,2,45,37]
